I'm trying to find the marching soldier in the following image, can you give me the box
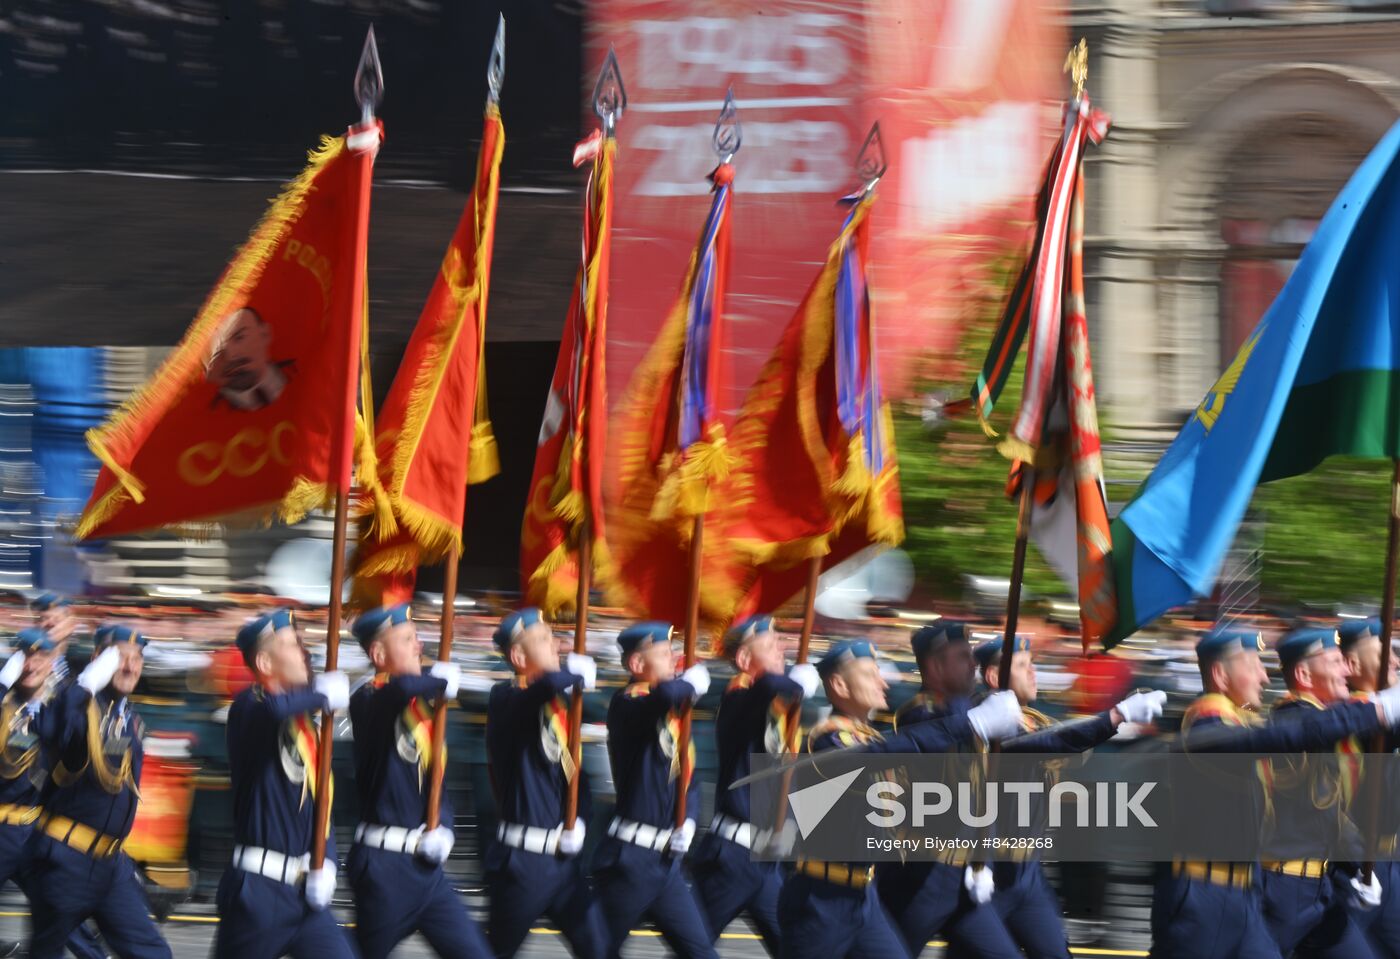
[777,638,1024,959]
[692,614,819,955]
[876,623,1018,958]
[27,625,171,959]
[965,635,1166,959]
[483,607,607,959]
[29,594,77,688]
[1152,627,1400,959]
[213,610,353,959]
[1258,627,1377,957]
[346,603,490,959]
[594,622,716,959]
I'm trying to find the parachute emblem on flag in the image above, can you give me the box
[1196,324,1265,433]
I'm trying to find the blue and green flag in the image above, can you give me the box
[1102,118,1400,647]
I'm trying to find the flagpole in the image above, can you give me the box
[783,555,822,754]
[564,522,591,829]
[998,470,1035,692]
[674,513,704,828]
[312,25,383,871]
[1363,457,1400,881]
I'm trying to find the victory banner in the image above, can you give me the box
[77,123,383,539]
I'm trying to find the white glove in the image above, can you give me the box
[558,818,586,857]
[965,864,996,905]
[0,650,25,689]
[967,691,1023,743]
[314,670,350,712]
[788,663,820,700]
[566,653,597,692]
[1115,690,1168,726]
[669,818,696,856]
[417,825,454,865]
[304,863,337,910]
[429,661,461,701]
[1351,872,1383,911]
[680,663,711,700]
[1377,685,1400,726]
[77,647,121,695]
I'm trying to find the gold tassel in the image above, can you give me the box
[467,421,501,484]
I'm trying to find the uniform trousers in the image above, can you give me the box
[776,872,907,959]
[0,824,105,959]
[1259,868,1376,958]
[691,834,782,954]
[594,839,717,959]
[1351,861,1400,959]
[1148,871,1282,959]
[27,836,171,959]
[878,861,1019,958]
[212,864,355,959]
[347,843,490,959]
[484,842,608,959]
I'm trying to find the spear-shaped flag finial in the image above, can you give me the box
[593,46,627,138]
[488,14,506,105]
[1064,37,1089,102]
[355,25,384,125]
[713,86,741,163]
[855,121,888,193]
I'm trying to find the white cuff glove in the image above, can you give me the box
[965,864,996,905]
[1377,685,1400,726]
[680,663,711,700]
[429,661,461,701]
[0,650,25,689]
[418,825,454,865]
[788,663,820,700]
[559,818,586,857]
[1115,690,1168,726]
[967,690,1023,743]
[1351,872,1383,911]
[77,646,121,695]
[566,653,597,692]
[314,670,350,712]
[305,863,337,910]
[669,818,696,856]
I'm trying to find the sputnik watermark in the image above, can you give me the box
[864,780,1157,829]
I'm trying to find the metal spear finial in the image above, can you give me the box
[855,121,888,194]
[592,46,627,138]
[712,87,741,163]
[487,14,505,105]
[355,25,384,125]
[1064,38,1088,102]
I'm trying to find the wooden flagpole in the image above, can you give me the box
[674,514,705,827]
[1363,458,1400,881]
[564,524,592,829]
[784,556,822,754]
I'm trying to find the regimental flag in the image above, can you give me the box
[520,131,615,614]
[711,192,903,624]
[956,98,1112,650]
[76,123,383,540]
[351,105,504,607]
[1102,118,1400,646]
[607,163,735,623]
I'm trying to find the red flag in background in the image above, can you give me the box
[607,161,734,623]
[520,132,616,615]
[77,123,383,540]
[352,106,505,607]
[710,193,903,624]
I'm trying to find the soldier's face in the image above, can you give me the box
[1220,651,1268,709]
[110,643,144,697]
[40,607,76,644]
[257,625,309,689]
[628,641,677,684]
[371,621,422,676]
[510,622,559,676]
[18,647,56,691]
[926,643,975,700]
[209,309,272,392]
[739,630,786,677]
[1300,647,1350,705]
[1346,636,1398,692]
[833,657,888,715]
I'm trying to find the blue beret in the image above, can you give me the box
[1339,617,1382,651]
[816,638,878,680]
[94,624,147,649]
[912,622,966,659]
[1195,626,1265,664]
[352,604,412,648]
[619,621,675,659]
[723,615,775,656]
[1277,626,1340,671]
[29,593,70,613]
[494,608,544,653]
[15,628,56,654]
[236,609,295,659]
[974,634,1031,670]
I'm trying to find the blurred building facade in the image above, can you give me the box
[1076,0,1400,437]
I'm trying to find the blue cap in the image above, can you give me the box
[29,593,70,613]
[618,622,675,659]
[973,634,1031,670]
[723,615,775,656]
[1195,626,1265,665]
[236,609,295,659]
[15,628,56,654]
[94,624,147,649]
[1339,618,1382,652]
[351,604,412,649]
[912,622,967,659]
[494,608,544,653]
[1277,626,1340,671]
[816,638,878,680]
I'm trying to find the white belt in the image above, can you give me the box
[608,816,673,853]
[711,813,754,850]
[495,821,563,856]
[232,844,310,886]
[354,823,422,855]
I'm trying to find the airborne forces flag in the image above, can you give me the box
[77,122,383,539]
